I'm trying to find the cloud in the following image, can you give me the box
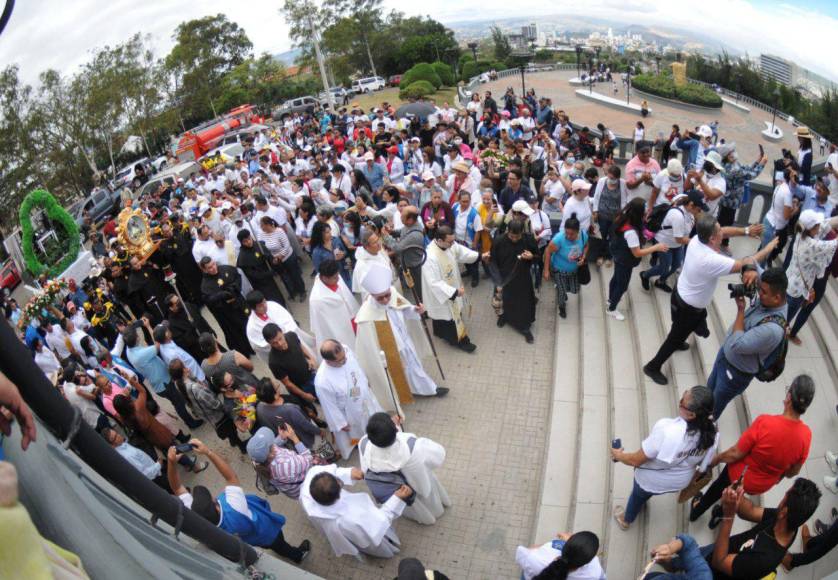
[0,0,835,86]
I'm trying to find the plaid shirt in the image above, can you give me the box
[720,161,765,210]
[184,378,225,425]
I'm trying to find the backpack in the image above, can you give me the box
[253,463,279,496]
[359,436,417,506]
[646,204,682,233]
[755,314,788,383]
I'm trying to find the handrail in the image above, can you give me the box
[0,318,259,567]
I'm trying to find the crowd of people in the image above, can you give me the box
[6,79,838,579]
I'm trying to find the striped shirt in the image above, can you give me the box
[268,441,314,499]
[258,228,293,261]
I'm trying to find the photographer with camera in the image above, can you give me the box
[706,267,789,419]
[643,214,777,386]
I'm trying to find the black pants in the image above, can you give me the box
[718,205,736,248]
[276,255,307,298]
[646,289,708,372]
[464,260,480,285]
[159,382,202,429]
[790,273,828,338]
[607,261,633,310]
[790,519,838,568]
[215,417,247,453]
[432,318,471,346]
[267,530,305,563]
[690,465,730,520]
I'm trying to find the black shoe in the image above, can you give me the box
[640,273,650,291]
[187,419,205,430]
[435,387,450,397]
[297,293,306,303]
[471,278,479,288]
[677,342,690,351]
[497,316,506,328]
[523,331,534,344]
[458,340,477,353]
[559,306,567,319]
[708,505,724,530]
[643,364,668,385]
[654,280,672,293]
[689,492,704,522]
[296,540,311,563]
[815,519,828,536]
[695,323,710,338]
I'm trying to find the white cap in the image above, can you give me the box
[422,170,435,181]
[571,179,592,192]
[666,158,683,176]
[361,263,392,295]
[697,124,713,138]
[220,201,232,211]
[363,152,374,161]
[798,209,823,231]
[705,151,724,171]
[511,199,534,216]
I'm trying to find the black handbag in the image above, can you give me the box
[577,263,591,285]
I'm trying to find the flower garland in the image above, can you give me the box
[17,278,67,330]
[19,189,81,277]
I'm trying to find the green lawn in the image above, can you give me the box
[350,86,461,110]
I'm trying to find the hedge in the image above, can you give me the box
[431,61,455,87]
[461,59,493,81]
[401,63,442,90]
[631,73,722,108]
[399,80,436,100]
[19,189,81,277]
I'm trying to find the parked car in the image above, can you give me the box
[198,143,245,171]
[110,158,152,190]
[272,96,319,120]
[351,76,386,93]
[0,259,21,292]
[134,161,202,199]
[71,187,121,226]
[317,87,349,108]
[387,75,402,87]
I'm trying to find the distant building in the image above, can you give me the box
[760,54,793,85]
[522,23,537,43]
[760,53,836,97]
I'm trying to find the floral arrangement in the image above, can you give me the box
[478,148,510,169]
[19,189,81,277]
[233,389,259,432]
[17,278,68,330]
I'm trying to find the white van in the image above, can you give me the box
[352,76,385,93]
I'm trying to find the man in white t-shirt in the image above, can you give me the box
[643,213,778,385]
[760,171,797,265]
[649,158,685,211]
[689,150,726,216]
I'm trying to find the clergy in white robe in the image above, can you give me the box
[300,464,408,559]
[351,231,402,299]
[314,341,383,458]
[308,260,359,351]
[359,412,450,525]
[245,291,315,364]
[355,263,445,402]
[420,225,479,352]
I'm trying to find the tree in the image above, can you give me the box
[491,26,511,62]
[164,14,253,123]
[330,0,383,77]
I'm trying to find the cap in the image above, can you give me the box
[715,143,737,160]
[501,110,511,118]
[409,137,420,143]
[361,263,393,295]
[246,427,277,463]
[705,151,724,171]
[452,161,469,174]
[571,179,592,192]
[421,170,435,181]
[697,124,713,138]
[176,177,184,183]
[798,209,823,231]
[511,199,534,216]
[363,152,374,161]
[220,201,232,211]
[666,158,683,176]
[685,190,709,211]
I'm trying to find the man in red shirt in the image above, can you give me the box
[689,374,814,526]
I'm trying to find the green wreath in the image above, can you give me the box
[19,189,81,277]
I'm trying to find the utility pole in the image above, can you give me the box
[308,12,335,111]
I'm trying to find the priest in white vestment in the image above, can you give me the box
[314,340,383,458]
[300,464,410,559]
[308,259,359,351]
[356,263,447,401]
[421,225,479,353]
[351,230,402,299]
[245,291,315,364]
[359,412,450,525]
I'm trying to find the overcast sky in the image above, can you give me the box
[1,0,835,85]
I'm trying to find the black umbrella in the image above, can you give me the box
[395,102,436,120]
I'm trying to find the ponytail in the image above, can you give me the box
[532,531,599,580]
[685,385,717,451]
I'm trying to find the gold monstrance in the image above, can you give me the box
[116,208,160,260]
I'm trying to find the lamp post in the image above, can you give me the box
[594,46,602,71]
[771,86,781,135]
[626,59,633,105]
[735,72,742,104]
[655,53,662,75]
[519,64,526,97]
[575,44,582,79]
[468,41,478,62]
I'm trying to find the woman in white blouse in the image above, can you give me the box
[611,386,718,530]
[516,530,605,580]
[785,209,838,345]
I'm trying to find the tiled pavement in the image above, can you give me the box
[179,264,558,579]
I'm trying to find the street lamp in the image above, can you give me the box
[771,86,781,134]
[594,46,602,72]
[735,72,742,104]
[575,44,582,79]
[467,41,478,62]
[655,53,662,75]
[626,60,634,105]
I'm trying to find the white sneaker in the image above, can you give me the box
[607,308,625,321]
[826,451,838,474]
[824,475,838,494]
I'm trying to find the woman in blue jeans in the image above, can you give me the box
[643,534,712,579]
[611,386,717,530]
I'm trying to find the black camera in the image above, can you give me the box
[728,283,756,299]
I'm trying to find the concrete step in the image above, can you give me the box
[596,266,644,573]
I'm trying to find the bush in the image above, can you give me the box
[632,73,722,108]
[431,61,455,87]
[489,61,508,72]
[458,53,474,70]
[460,59,494,81]
[399,80,436,100]
[401,63,442,90]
